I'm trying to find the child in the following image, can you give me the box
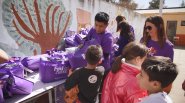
[115,21,134,57]
[65,45,105,103]
[137,56,178,103]
[101,42,148,103]
[116,15,135,40]
[80,12,113,70]
[78,12,113,102]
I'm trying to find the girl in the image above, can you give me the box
[101,42,148,103]
[140,15,174,93]
[115,21,134,57]
[116,15,135,40]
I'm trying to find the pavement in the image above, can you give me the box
[168,45,185,103]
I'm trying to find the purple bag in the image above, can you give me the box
[67,38,101,69]
[21,48,63,70]
[10,76,34,94]
[39,53,71,83]
[0,57,24,78]
[66,30,75,37]
[0,70,34,95]
[0,86,4,103]
[75,34,87,44]
[21,54,49,70]
[65,35,79,47]
[80,28,89,35]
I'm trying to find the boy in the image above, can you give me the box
[81,12,113,102]
[136,56,178,103]
[65,45,105,103]
[79,12,113,70]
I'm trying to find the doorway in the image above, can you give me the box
[166,21,177,43]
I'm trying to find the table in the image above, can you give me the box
[4,73,66,103]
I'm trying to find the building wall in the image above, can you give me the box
[163,14,185,45]
[0,0,147,58]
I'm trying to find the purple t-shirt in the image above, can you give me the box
[145,38,174,61]
[87,26,113,70]
[87,26,113,54]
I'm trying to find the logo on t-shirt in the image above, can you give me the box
[148,47,157,56]
[88,75,97,83]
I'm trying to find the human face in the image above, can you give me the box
[136,56,147,68]
[136,69,151,91]
[145,22,158,38]
[94,21,108,34]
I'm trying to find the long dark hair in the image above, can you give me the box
[141,15,168,49]
[111,42,148,74]
[118,21,134,42]
[116,15,126,32]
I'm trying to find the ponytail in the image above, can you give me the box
[111,55,125,74]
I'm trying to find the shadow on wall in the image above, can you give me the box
[2,0,73,55]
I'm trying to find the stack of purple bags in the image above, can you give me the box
[0,57,34,102]
[65,28,89,47]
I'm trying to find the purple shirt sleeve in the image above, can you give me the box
[86,27,93,39]
[102,34,113,54]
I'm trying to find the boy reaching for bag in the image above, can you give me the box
[65,45,105,103]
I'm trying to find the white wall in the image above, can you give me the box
[0,0,147,58]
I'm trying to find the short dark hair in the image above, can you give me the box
[85,45,103,65]
[95,12,109,25]
[142,56,178,88]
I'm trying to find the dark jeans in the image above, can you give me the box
[99,69,111,103]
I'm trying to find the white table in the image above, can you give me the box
[5,73,66,103]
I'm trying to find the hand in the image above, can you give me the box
[78,44,83,48]
[113,39,118,44]
[64,94,76,103]
[0,81,4,88]
[68,69,73,76]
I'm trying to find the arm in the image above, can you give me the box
[0,49,9,64]
[86,27,93,39]
[115,39,122,57]
[65,69,80,91]
[102,34,113,57]
[78,27,93,48]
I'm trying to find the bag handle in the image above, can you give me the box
[8,57,21,63]
[51,58,65,68]
[46,48,60,56]
[66,30,75,37]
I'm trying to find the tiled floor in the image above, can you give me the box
[168,45,185,103]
